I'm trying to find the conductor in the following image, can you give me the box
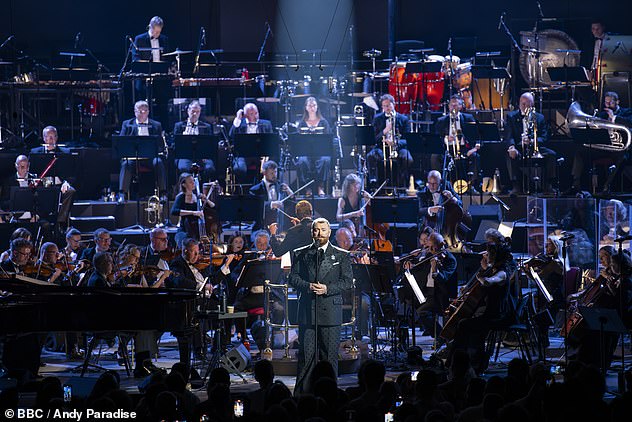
[288,218,353,395]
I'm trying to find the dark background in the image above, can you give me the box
[0,0,622,78]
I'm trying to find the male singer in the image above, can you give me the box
[288,218,353,395]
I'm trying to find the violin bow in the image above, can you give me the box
[280,179,315,203]
[359,179,388,211]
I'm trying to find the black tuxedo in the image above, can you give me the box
[417,182,462,229]
[118,118,166,193]
[86,271,110,288]
[270,218,313,257]
[289,242,353,394]
[434,112,480,185]
[435,112,476,141]
[228,119,273,137]
[132,32,169,62]
[0,259,21,274]
[249,179,285,230]
[173,120,216,179]
[30,146,71,155]
[167,255,211,290]
[173,120,213,135]
[120,118,163,136]
[597,107,632,128]
[367,112,413,186]
[504,110,556,191]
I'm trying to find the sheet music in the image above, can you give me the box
[529,267,553,303]
[404,270,426,304]
[280,252,291,269]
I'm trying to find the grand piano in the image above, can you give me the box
[0,275,197,334]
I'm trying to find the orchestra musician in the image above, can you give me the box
[269,200,314,257]
[505,92,556,194]
[366,94,413,187]
[570,91,632,193]
[295,96,332,196]
[80,228,112,262]
[216,233,247,304]
[0,238,33,275]
[0,228,32,263]
[173,100,216,182]
[406,232,456,344]
[417,170,462,231]
[171,173,216,244]
[334,227,371,337]
[33,242,65,285]
[445,236,516,374]
[229,103,274,181]
[132,16,169,63]
[118,100,167,203]
[434,95,480,194]
[249,160,293,230]
[525,235,567,352]
[167,238,214,364]
[0,237,42,378]
[231,231,284,345]
[86,251,114,288]
[1,153,75,226]
[566,246,632,368]
[336,174,371,236]
[30,126,71,154]
[63,228,84,264]
[289,218,353,395]
[590,20,608,86]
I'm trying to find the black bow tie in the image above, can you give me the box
[247,122,257,126]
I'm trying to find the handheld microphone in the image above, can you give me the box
[498,12,506,30]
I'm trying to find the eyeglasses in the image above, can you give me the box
[153,237,168,242]
[14,250,31,256]
[98,237,112,242]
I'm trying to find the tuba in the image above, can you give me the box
[566,101,631,152]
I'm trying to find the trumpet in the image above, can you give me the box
[382,113,398,161]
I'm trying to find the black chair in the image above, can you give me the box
[486,293,535,364]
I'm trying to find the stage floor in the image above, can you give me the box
[23,329,631,404]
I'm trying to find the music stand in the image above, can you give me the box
[370,197,418,257]
[463,122,501,143]
[235,259,283,289]
[10,186,61,223]
[287,134,334,157]
[173,135,219,163]
[578,306,627,376]
[112,135,163,229]
[217,196,264,231]
[352,263,386,293]
[233,133,280,159]
[404,133,445,155]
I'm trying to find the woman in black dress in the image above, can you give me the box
[171,173,214,245]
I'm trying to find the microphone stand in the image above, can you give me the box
[258,23,272,63]
[498,14,522,107]
[314,242,321,368]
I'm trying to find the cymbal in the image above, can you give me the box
[162,49,193,56]
[0,61,14,65]
[319,98,346,105]
[363,49,382,58]
[256,97,280,103]
[290,93,312,98]
[348,92,372,98]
